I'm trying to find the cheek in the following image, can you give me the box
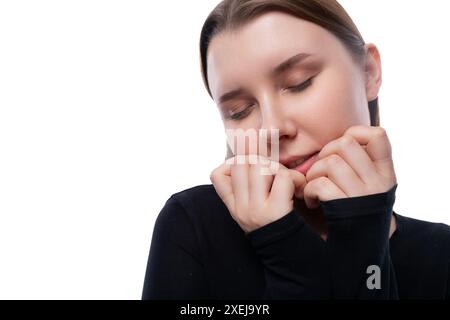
[223,112,263,156]
[287,72,367,145]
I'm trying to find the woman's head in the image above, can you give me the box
[199,0,382,160]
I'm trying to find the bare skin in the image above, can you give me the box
[208,11,397,240]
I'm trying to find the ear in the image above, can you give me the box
[364,43,382,101]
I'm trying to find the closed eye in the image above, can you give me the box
[286,77,313,93]
[227,104,255,121]
[226,77,314,121]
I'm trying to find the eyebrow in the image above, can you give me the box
[218,52,313,104]
[272,52,313,77]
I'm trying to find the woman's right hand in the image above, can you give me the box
[210,155,306,233]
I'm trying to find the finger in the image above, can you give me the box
[307,154,365,196]
[344,125,394,175]
[249,155,274,203]
[318,134,378,183]
[303,177,346,209]
[269,165,306,204]
[231,155,250,207]
[289,169,307,199]
[210,160,235,211]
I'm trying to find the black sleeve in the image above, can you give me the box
[246,210,330,299]
[246,185,399,300]
[320,185,399,299]
[141,197,209,299]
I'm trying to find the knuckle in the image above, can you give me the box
[318,176,329,187]
[209,170,217,182]
[344,125,361,135]
[327,154,341,166]
[374,126,387,138]
[339,135,355,148]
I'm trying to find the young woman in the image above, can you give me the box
[142,0,450,299]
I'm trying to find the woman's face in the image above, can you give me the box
[207,11,381,165]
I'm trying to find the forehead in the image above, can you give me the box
[206,11,345,99]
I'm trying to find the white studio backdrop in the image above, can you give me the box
[0,0,448,299]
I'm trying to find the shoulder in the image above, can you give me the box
[168,184,226,215]
[394,212,450,258]
[155,184,233,233]
[170,184,219,204]
[396,213,450,241]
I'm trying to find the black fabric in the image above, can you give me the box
[142,184,450,300]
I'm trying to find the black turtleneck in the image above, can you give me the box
[142,184,450,300]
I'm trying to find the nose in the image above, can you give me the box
[259,94,297,147]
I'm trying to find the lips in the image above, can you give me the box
[284,152,316,168]
[285,152,320,175]
[287,156,310,169]
[294,152,320,174]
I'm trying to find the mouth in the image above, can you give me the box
[284,151,320,174]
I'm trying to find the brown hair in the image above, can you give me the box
[199,0,379,158]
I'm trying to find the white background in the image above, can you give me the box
[0,0,449,299]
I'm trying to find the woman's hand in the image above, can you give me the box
[210,155,306,233]
[303,125,397,209]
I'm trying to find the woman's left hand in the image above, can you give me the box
[302,125,397,209]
